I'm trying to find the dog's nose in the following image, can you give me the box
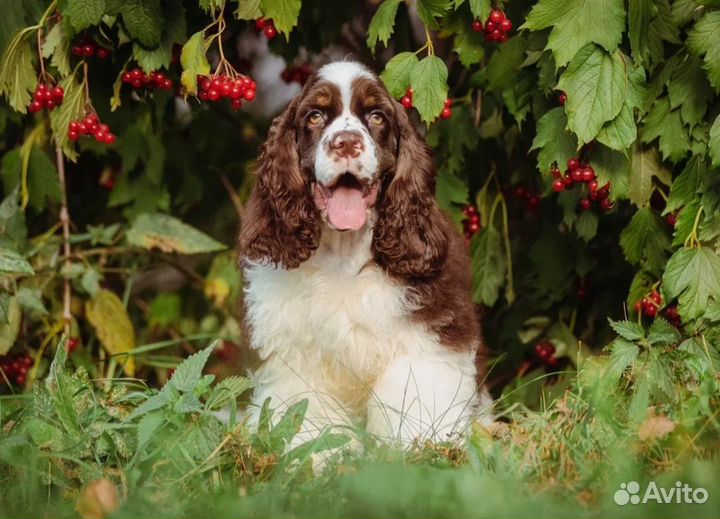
[329,131,364,158]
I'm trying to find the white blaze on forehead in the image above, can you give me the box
[317,62,375,111]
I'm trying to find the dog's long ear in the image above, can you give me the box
[372,102,449,280]
[239,97,320,269]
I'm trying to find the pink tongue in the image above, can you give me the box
[326,186,368,231]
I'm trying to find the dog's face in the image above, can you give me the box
[294,62,399,231]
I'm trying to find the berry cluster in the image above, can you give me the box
[281,63,313,85]
[197,74,257,110]
[663,305,681,328]
[121,68,174,91]
[634,289,662,318]
[29,82,64,113]
[534,340,558,367]
[471,9,513,42]
[551,159,613,211]
[71,37,111,59]
[400,89,453,119]
[68,113,116,145]
[0,352,33,386]
[254,18,277,39]
[511,186,542,213]
[462,204,481,241]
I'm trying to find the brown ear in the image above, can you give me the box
[372,103,449,280]
[239,98,320,269]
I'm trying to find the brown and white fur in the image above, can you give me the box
[239,61,492,446]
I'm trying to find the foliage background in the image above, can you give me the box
[1,0,720,517]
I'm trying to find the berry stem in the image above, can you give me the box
[684,205,704,249]
[54,143,72,336]
[423,25,435,56]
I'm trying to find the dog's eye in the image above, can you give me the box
[367,111,384,126]
[307,110,325,126]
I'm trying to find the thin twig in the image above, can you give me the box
[219,173,244,220]
[55,145,72,336]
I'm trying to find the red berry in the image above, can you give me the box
[597,187,609,200]
[207,89,220,101]
[52,86,64,100]
[666,212,677,227]
[472,20,483,32]
[552,179,565,192]
[440,107,452,119]
[563,174,574,188]
[579,198,592,211]
[15,374,26,385]
[464,205,478,216]
[263,25,277,39]
[72,45,84,56]
[467,221,480,234]
[82,44,95,57]
[131,78,144,89]
[231,98,243,111]
[444,98,453,108]
[243,88,256,101]
[500,18,512,32]
[94,130,106,143]
[68,130,79,141]
[581,167,595,182]
[490,29,503,41]
[558,92,567,105]
[567,158,580,170]
[97,47,110,59]
[104,133,116,145]
[68,337,80,353]
[255,18,267,31]
[489,10,504,23]
[485,20,497,32]
[571,168,584,182]
[28,100,43,113]
[599,198,613,211]
[401,96,413,109]
[22,355,32,367]
[220,82,232,97]
[587,179,598,192]
[498,32,509,42]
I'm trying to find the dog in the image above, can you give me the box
[239,61,491,446]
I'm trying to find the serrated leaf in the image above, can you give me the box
[606,338,639,381]
[671,198,700,247]
[471,226,505,306]
[556,45,627,145]
[170,343,215,393]
[367,0,401,51]
[180,31,210,96]
[468,0,491,20]
[259,0,301,36]
[17,287,47,315]
[668,55,713,127]
[137,411,165,447]
[575,210,598,242]
[447,10,485,67]
[435,171,468,215]
[127,213,226,254]
[485,37,527,92]
[642,98,690,164]
[596,103,637,151]
[63,0,106,32]
[629,145,671,208]
[665,156,705,215]
[206,375,253,410]
[416,0,452,29]
[119,0,163,47]
[628,0,656,67]
[647,318,681,346]
[0,248,34,275]
[709,114,720,167]
[42,23,71,76]
[523,0,626,67]
[235,0,262,20]
[50,74,86,161]
[379,53,417,99]
[410,56,448,124]
[610,319,645,341]
[619,207,671,276]
[85,289,135,375]
[687,10,720,90]
[125,385,174,421]
[0,37,37,113]
[663,247,720,321]
[531,108,578,172]
[589,144,630,200]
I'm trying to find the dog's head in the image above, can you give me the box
[240,61,448,279]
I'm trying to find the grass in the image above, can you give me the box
[0,338,719,519]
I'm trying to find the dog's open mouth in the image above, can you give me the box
[313,173,379,231]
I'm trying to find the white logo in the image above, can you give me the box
[614,481,709,506]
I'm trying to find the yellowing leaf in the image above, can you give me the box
[180,31,210,95]
[0,296,20,355]
[85,290,135,376]
[127,213,226,254]
[638,407,675,440]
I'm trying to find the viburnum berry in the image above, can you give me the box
[534,340,558,366]
[440,106,452,119]
[471,20,483,32]
[567,157,580,171]
[599,198,613,211]
[258,18,278,39]
[28,82,64,113]
[484,10,512,42]
[463,204,481,241]
[196,73,257,110]
[489,10,504,23]
[637,290,663,318]
[663,305,681,327]
[552,179,565,192]
[67,337,80,353]
[581,166,595,182]
[579,197,592,211]
[558,92,567,105]
[67,112,116,145]
[122,68,174,91]
[666,212,677,227]
[0,352,33,386]
[400,88,414,110]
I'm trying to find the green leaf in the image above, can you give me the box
[471,227,505,306]
[137,411,165,448]
[62,0,105,32]
[596,103,636,151]
[50,74,86,161]
[468,0,491,20]
[629,145,671,208]
[259,0,301,35]
[1,146,61,212]
[647,318,681,346]
[575,210,598,242]
[687,9,720,90]
[0,292,10,325]
[180,31,210,95]
[170,343,216,393]
[367,0,401,50]
[671,198,700,247]
[119,0,163,47]
[619,207,671,276]
[523,0,626,67]
[589,145,630,200]
[628,0,656,67]
[17,287,47,316]
[668,56,713,127]
[379,52,418,99]
[531,108,578,173]
[485,37,527,92]
[42,23,71,76]
[0,296,20,355]
[410,56,448,124]
[127,213,226,254]
[452,17,485,67]
[641,97,690,163]
[125,385,175,421]
[206,376,253,411]
[606,338,639,381]
[0,248,33,275]
[416,0,452,29]
[665,156,705,215]
[435,171,468,214]
[0,37,36,113]
[663,247,720,321]
[709,114,720,167]
[235,0,262,20]
[610,319,645,341]
[556,45,627,145]
[645,348,675,399]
